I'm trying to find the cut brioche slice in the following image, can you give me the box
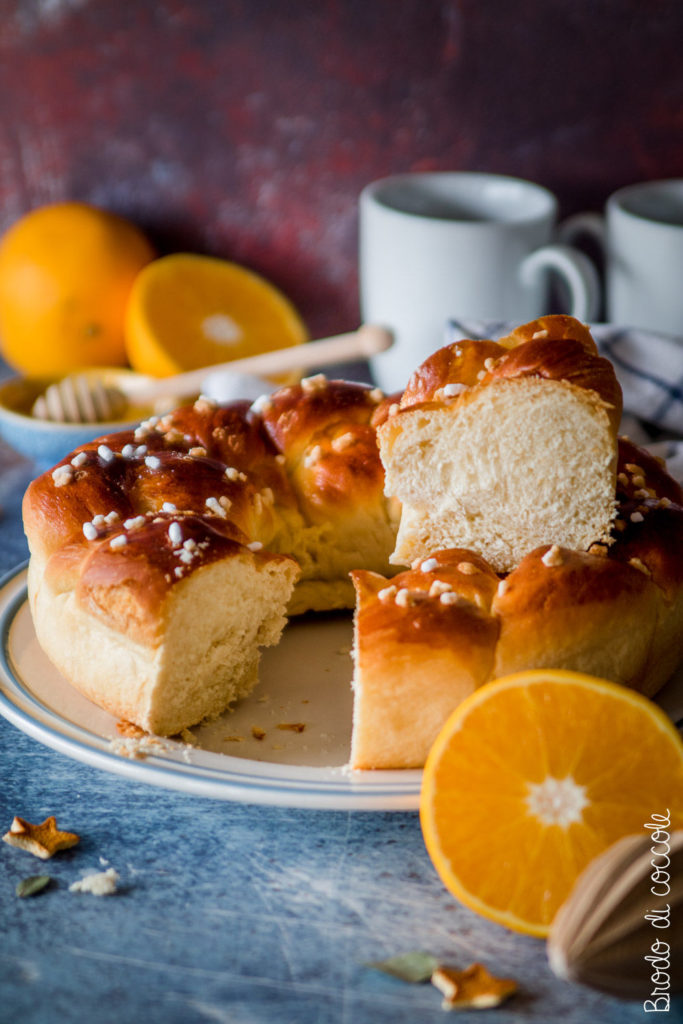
[28,544,299,736]
[379,375,618,573]
[350,553,500,769]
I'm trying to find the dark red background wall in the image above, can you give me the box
[1,0,682,337]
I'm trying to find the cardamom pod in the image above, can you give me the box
[547,829,682,999]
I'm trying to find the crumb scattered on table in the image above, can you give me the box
[69,868,119,896]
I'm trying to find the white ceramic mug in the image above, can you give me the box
[359,172,601,392]
[562,179,683,339]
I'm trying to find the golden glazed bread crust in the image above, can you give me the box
[24,381,398,617]
[399,314,622,427]
[23,379,398,733]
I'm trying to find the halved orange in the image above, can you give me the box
[420,670,683,937]
[124,253,308,377]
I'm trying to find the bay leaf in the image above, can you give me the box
[366,950,440,983]
[16,874,51,898]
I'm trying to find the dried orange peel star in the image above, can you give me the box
[2,816,80,859]
[431,963,517,1010]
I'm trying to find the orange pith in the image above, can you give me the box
[420,670,683,937]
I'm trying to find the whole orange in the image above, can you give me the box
[0,202,155,375]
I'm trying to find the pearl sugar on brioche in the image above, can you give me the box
[23,380,396,735]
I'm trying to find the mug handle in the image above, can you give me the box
[519,242,601,322]
[557,212,606,251]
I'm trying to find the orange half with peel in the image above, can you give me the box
[420,670,683,937]
[124,253,308,377]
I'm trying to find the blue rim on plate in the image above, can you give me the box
[0,562,422,811]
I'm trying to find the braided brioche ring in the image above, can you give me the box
[22,318,683,762]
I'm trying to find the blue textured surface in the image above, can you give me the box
[0,449,656,1023]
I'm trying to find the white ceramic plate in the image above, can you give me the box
[3,563,680,811]
[0,564,422,811]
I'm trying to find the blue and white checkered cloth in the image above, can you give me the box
[447,320,683,484]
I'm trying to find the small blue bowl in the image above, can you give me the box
[0,369,156,473]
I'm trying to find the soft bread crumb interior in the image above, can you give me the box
[383,379,617,571]
[280,511,399,613]
[28,551,298,737]
[149,555,297,734]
